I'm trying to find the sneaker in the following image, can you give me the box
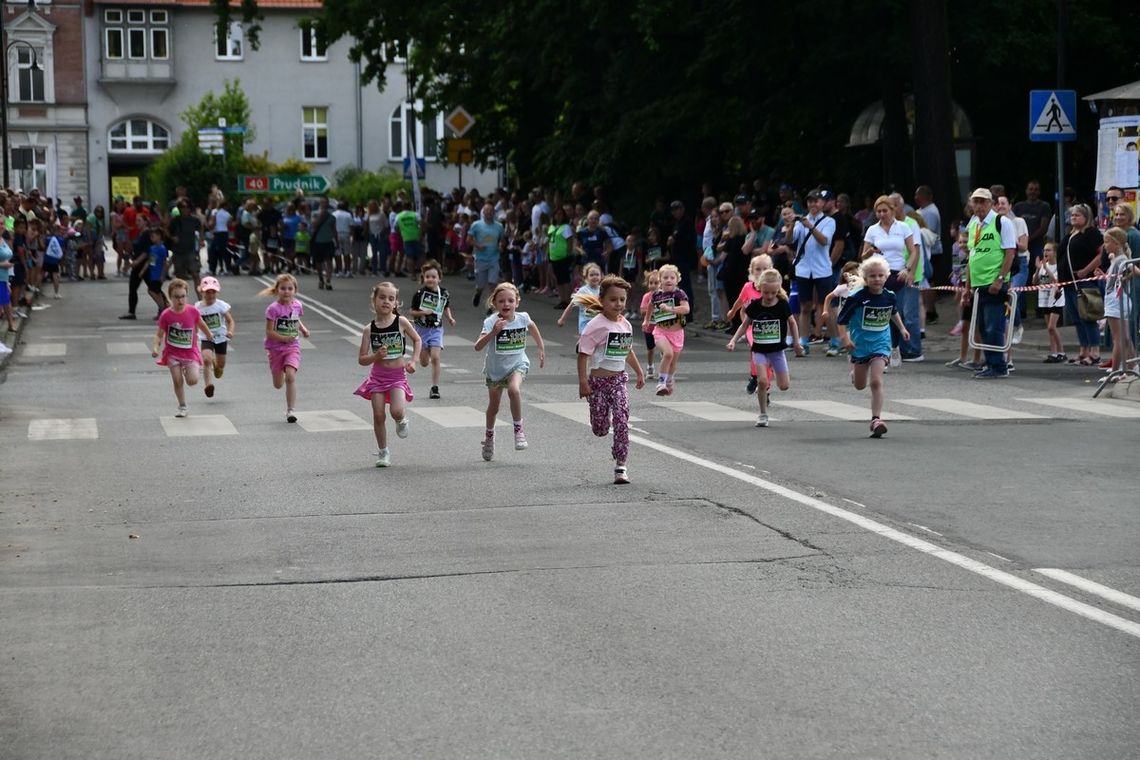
[175,405,188,418]
[944,358,964,368]
[746,375,758,395]
[809,335,826,345]
[959,360,981,371]
[666,377,675,394]
[514,429,528,450]
[948,322,963,337]
[646,363,655,379]
[656,380,668,396]
[1012,325,1024,345]
[318,279,326,290]
[429,385,441,399]
[396,417,410,439]
[481,435,495,461]
[0,342,11,354]
[118,313,137,320]
[473,290,483,307]
[1007,361,1016,373]
[825,344,839,357]
[869,418,887,438]
[204,383,215,398]
[286,409,298,423]
[755,413,769,428]
[13,309,27,319]
[799,340,810,356]
[890,347,901,368]
[375,449,391,468]
[214,367,224,379]
[613,465,630,485]
[973,367,1009,379]
[901,354,925,363]
[324,283,332,291]
[52,293,62,299]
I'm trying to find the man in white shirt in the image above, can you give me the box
[789,189,836,350]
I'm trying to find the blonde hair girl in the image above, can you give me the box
[645,263,690,395]
[261,272,310,423]
[152,277,212,418]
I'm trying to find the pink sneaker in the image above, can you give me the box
[949,322,963,337]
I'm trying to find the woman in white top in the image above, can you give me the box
[860,195,915,280]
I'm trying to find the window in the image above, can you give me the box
[11,147,46,194]
[104,7,168,62]
[150,28,168,59]
[108,119,170,154]
[150,11,168,24]
[15,47,44,102]
[127,27,146,59]
[215,22,243,60]
[388,102,444,162]
[104,9,123,23]
[126,9,145,24]
[300,27,327,61]
[105,27,123,59]
[302,106,328,161]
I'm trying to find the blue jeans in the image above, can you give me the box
[1062,282,1102,350]
[897,283,922,356]
[975,286,1009,372]
[369,234,390,274]
[1010,255,1029,323]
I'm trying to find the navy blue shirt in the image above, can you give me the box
[837,287,897,358]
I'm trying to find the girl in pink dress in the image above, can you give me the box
[259,273,310,423]
[151,278,212,418]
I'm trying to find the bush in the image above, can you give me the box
[332,166,419,206]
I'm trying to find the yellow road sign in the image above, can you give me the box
[447,138,473,165]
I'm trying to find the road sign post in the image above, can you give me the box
[1029,90,1077,244]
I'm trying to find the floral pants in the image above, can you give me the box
[588,373,629,463]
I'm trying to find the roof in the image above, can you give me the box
[1083,80,1140,102]
[93,0,321,7]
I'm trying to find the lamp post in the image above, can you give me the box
[0,0,39,190]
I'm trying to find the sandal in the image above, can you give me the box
[613,466,630,485]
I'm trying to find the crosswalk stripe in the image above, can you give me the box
[896,398,1044,419]
[28,418,98,440]
[23,343,67,357]
[651,401,757,422]
[293,409,371,432]
[534,402,644,424]
[299,337,316,350]
[106,342,150,355]
[409,405,504,428]
[159,414,238,437]
[774,399,914,421]
[1019,397,1140,418]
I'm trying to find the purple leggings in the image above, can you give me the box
[588,373,629,463]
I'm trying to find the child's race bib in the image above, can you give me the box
[750,318,781,346]
[861,305,891,332]
[495,327,527,354]
[167,324,193,349]
[605,332,633,359]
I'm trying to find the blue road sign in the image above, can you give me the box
[402,157,427,180]
[1029,90,1077,142]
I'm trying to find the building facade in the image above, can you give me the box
[79,0,492,206]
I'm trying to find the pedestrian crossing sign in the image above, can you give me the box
[1029,90,1077,142]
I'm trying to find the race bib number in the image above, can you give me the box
[203,313,223,333]
[275,317,299,338]
[372,331,405,359]
[646,246,662,263]
[622,249,637,270]
[495,327,527,354]
[750,318,781,345]
[420,290,445,314]
[652,297,677,324]
[605,332,633,359]
[862,305,891,332]
[167,324,193,349]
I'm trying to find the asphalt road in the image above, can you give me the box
[2,270,1137,759]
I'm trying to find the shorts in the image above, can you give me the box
[282,238,296,254]
[336,233,351,255]
[622,267,638,284]
[173,253,199,279]
[551,257,573,285]
[201,339,228,355]
[643,330,656,350]
[1039,306,1063,316]
[1104,294,1131,320]
[795,273,836,304]
[43,260,60,274]
[751,350,789,376]
[651,325,685,352]
[415,324,444,348]
[851,353,889,366]
[310,240,335,261]
[403,239,422,264]
[145,278,164,294]
[266,344,301,375]
[160,354,202,370]
[485,367,527,389]
[475,258,500,289]
[0,282,9,306]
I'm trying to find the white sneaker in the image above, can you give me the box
[175,405,188,418]
[0,342,12,354]
[514,429,528,450]
[375,448,391,467]
[646,364,655,379]
[890,347,901,368]
[396,417,409,439]
[286,409,298,423]
[53,293,62,299]
[755,413,769,428]
[901,354,925,363]
[1012,325,1024,345]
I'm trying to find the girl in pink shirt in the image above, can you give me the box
[259,273,310,423]
[638,269,659,378]
[151,278,212,418]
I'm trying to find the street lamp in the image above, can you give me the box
[0,0,39,190]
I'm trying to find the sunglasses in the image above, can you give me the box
[1106,196,1122,202]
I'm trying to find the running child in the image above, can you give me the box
[260,273,310,423]
[410,259,456,399]
[576,275,646,484]
[195,276,235,398]
[558,262,603,334]
[645,263,689,395]
[726,269,796,427]
[355,281,422,467]
[1035,241,1066,363]
[151,278,212,418]
[725,253,791,394]
[836,255,909,438]
[639,269,660,378]
[820,261,863,356]
[473,282,545,461]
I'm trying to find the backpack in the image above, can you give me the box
[45,235,64,263]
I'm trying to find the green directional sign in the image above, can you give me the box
[239,175,330,194]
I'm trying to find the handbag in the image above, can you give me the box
[1064,232,1104,321]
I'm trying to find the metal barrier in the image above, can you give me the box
[1094,256,1140,397]
[968,289,1018,353]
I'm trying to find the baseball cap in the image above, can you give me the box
[670,200,684,210]
[199,276,221,292]
[733,193,750,204]
[806,189,822,200]
[970,188,993,201]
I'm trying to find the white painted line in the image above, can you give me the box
[1034,568,1140,613]
[442,334,475,347]
[987,552,1012,563]
[293,409,371,432]
[541,338,564,347]
[1019,397,1140,418]
[106,342,150,355]
[534,402,644,424]
[650,401,756,422]
[775,399,913,421]
[409,405,504,428]
[159,414,238,437]
[28,418,98,440]
[40,335,101,340]
[626,434,1140,640]
[23,343,67,357]
[446,367,471,374]
[299,337,316,350]
[908,523,943,537]
[343,335,360,345]
[842,498,866,508]
[896,398,1045,419]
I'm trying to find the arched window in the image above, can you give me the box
[108,118,170,154]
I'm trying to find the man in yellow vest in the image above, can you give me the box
[964,188,1017,378]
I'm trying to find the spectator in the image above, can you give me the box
[1056,203,1105,365]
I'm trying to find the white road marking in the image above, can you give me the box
[106,342,150,355]
[534,402,644,424]
[299,337,316,350]
[159,414,238,437]
[292,409,371,432]
[650,401,756,422]
[774,399,913,421]
[409,406,504,428]
[908,523,943,537]
[541,338,564,347]
[446,368,471,374]
[986,552,1012,563]
[1019,397,1140,418]
[255,277,366,336]
[626,434,1140,640]
[1034,568,1140,613]
[896,398,1045,419]
[28,418,98,440]
[23,343,67,357]
[842,498,866,508]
